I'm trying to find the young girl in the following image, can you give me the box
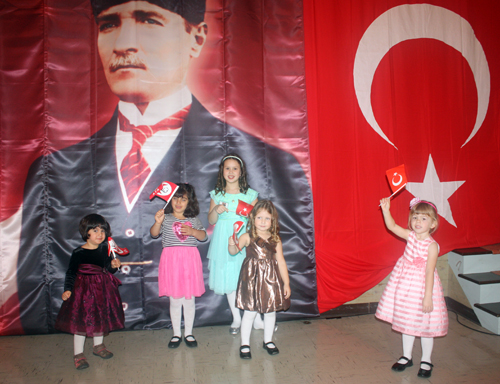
[228,200,291,359]
[55,214,124,370]
[376,197,448,378]
[150,183,207,349]
[207,154,259,334]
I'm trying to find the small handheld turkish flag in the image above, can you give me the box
[236,200,253,217]
[150,181,179,208]
[385,164,407,195]
[108,237,130,258]
[232,221,244,252]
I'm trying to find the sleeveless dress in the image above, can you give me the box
[375,231,448,337]
[207,188,258,295]
[236,236,291,313]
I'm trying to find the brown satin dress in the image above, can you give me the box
[235,236,291,313]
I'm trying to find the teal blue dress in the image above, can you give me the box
[207,188,258,295]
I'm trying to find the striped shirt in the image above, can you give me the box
[158,214,206,248]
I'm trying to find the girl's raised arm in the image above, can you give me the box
[228,233,250,255]
[275,241,291,299]
[208,198,228,225]
[380,197,410,240]
[150,209,164,237]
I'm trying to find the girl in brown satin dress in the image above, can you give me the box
[228,200,291,359]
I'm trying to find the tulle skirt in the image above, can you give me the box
[207,219,246,295]
[55,264,124,337]
[158,246,205,299]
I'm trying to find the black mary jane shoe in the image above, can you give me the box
[239,345,252,359]
[184,335,198,348]
[391,356,413,371]
[262,341,280,355]
[168,336,182,349]
[417,362,433,378]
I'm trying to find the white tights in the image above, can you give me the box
[399,333,434,368]
[73,334,103,355]
[241,310,277,348]
[170,296,196,337]
[226,291,264,329]
[227,291,241,328]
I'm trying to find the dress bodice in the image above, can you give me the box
[403,231,436,267]
[209,188,258,221]
[247,237,277,261]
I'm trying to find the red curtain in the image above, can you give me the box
[305,0,500,312]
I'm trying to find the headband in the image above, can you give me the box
[409,197,437,213]
[222,155,243,166]
[90,0,206,25]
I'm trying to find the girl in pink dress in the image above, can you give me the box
[150,183,207,349]
[376,197,448,379]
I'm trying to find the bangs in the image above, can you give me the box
[411,203,435,217]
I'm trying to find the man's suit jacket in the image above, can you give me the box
[18,98,316,334]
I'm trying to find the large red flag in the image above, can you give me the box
[305,0,500,312]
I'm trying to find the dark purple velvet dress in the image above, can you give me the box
[55,244,124,336]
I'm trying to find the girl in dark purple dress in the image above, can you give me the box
[55,214,124,370]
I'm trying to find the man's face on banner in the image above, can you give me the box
[96,1,206,105]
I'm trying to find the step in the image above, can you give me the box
[456,273,500,304]
[448,247,500,274]
[475,302,500,318]
[458,272,500,285]
[473,302,500,334]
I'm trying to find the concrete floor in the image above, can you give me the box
[1,312,499,383]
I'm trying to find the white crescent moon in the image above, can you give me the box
[353,4,490,148]
[392,174,403,186]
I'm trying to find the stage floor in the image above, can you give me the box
[1,312,498,383]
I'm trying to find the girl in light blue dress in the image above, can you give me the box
[207,154,258,334]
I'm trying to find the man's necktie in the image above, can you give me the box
[118,105,191,203]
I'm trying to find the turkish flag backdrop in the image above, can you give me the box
[304,0,500,312]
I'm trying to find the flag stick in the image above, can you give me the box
[110,248,121,271]
[388,183,406,199]
[379,183,406,206]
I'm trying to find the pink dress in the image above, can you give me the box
[375,231,448,337]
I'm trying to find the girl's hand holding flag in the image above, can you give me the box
[379,165,407,207]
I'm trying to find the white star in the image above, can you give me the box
[406,154,465,227]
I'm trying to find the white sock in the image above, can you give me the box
[227,291,241,328]
[241,310,257,346]
[170,297,183,338]
[253,313,264,329]
[93,336,103,346]
[399,333,415,363]
[74,334,85,355]
[263,312,276,344]
[182,297,196,336]
[420,337,434,368]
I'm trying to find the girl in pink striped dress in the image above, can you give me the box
[375,197,448,379]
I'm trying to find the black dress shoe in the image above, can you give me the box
[184,335,198,348]
[168,336,182,348]
[391,356,413,371]
[240,345,251,359]
[417,362,433,378]
[263,341,280,355]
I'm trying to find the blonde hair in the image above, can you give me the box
[247,200,280,243]
[408,201,439,234]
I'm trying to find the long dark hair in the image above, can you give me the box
[214,153,250,195]
[164,183,200,218]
